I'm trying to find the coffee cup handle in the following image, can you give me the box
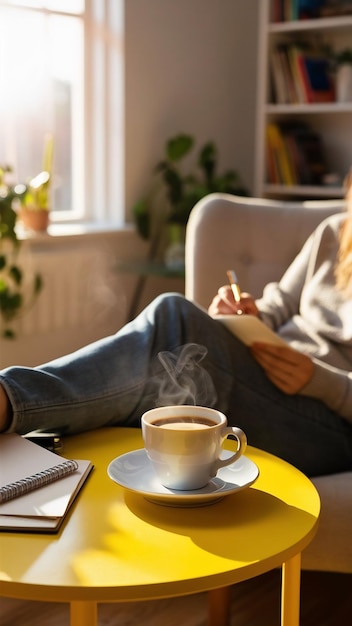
[213,427,247,473]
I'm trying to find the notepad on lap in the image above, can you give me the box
[0,434,93,533]
[215,314,288,347]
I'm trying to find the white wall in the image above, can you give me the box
[124,0,260,217]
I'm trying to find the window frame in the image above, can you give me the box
[0,0,125,228]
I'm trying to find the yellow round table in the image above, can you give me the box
[0,428,320,626]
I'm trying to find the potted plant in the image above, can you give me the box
[19,170,51,232]
[19,133,54,232]
[0,166,43,338]
[133,134,248,268]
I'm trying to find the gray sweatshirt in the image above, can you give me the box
[256,213,352,422]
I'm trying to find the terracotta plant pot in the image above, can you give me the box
[19,208,50,232]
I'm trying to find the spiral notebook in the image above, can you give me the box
[0,434,93,533]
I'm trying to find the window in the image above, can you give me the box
[0,0,124,224]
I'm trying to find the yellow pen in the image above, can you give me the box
[226,269,241,303]
[227,269,243,314]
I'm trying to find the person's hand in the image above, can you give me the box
[208,285,259,317]
[250,342,314,394]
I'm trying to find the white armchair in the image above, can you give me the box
[185,192,351,573]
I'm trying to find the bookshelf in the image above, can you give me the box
[255,0,352,199]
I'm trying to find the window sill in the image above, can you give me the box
[17,220,136,245]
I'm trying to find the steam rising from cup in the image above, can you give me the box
[153,343,217,407]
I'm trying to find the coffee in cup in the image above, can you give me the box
[141,405,247,490]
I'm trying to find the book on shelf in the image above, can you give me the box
[266,121,328,186]
[301,55,335,102]
[0,433,93,533]
[291,123,328,184]
[270,0,352,22]
[266,134,280,184]
[287,44,307,103]
[270,47,290,104]
[281,131,302,185]
[279,44,300,103]
[270,0,283,22]
[298,0,328,20]
[270,42,334,105]
[271,0,299,22]
[270,43,301,104]
[266,123,296,185]
[270,0,330,22]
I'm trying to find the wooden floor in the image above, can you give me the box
[1,570,351,626]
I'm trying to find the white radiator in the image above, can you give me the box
[1,239,129,367]
[16,245,111,335]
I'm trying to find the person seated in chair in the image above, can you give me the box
[1,174,352,478]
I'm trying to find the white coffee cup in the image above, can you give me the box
[141,405,247,490]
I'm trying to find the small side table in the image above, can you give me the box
[0,428,320,626]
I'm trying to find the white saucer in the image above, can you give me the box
[107,449,259,507]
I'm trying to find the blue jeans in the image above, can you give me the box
[1,293,352,476]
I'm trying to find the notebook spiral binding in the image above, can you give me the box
[0,460,79,504]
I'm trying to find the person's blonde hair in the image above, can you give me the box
[335,169,352,296]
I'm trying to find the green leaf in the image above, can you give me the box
[133,198,148,216]
[166,135,193,162]
[132,199,151,239]
[34,273,43,294]
[9,265,23,286]
[0,203,18,242]
[10,293,22,315]
[0,290,22,320]
[162,167,183,207]
[2,328,15,339]
[199,142,217,185]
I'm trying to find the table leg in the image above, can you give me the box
[70,601,98,626]
[281,552,301,626]
[208,586,231,626]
